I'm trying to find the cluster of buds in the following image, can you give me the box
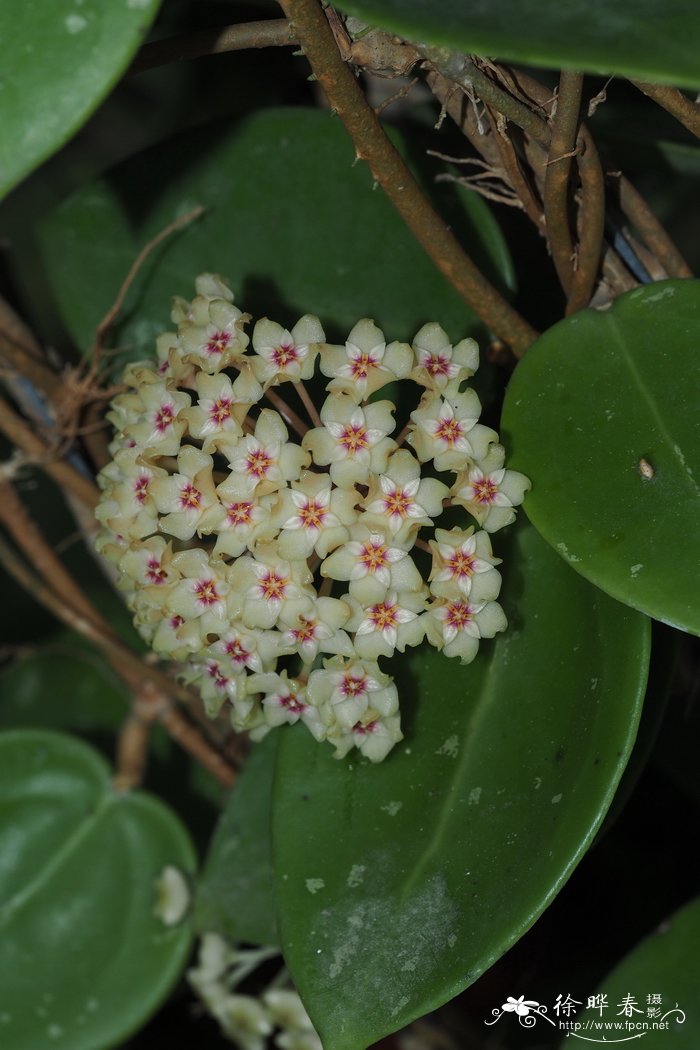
[188,935,320,1050]
[96,275,529,762]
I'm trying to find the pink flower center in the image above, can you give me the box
[349,351,377,380]
[292,618,318,644]
[358,539,388,573]
[368,600,399,632]
[446,550,477,580]
[298,498,326,531]
[341,673,368,698]
[209,397,232,425]
[205,330,231,356]
[170,614,184,629]
[271,341,299,368]
[472,477,499,505]
[154,404,175,432]
[280,692,306,715]
[246,447,273,479]
[226,501,254,526]
[353,719,378,736]
[145,557,167,584]
[133,475,150,504]
[179,483,202,510]
[257,570,288,603]
[435,417,464,445]
[339,423,368,455]
[382,486,414,520]
[443,600,474,630]
[425,353,454,377]
[194,579,220,606]
[225,637,252,666]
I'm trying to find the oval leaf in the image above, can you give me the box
[0,729,196,1050]
[568,895,700,1047]
[335,0,700,89]
[21,108,512,368]
[0,0,160,200]
[502,279,700,634]
[195,734,279,948]
[272,520,650,1050]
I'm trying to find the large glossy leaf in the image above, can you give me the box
[567,895,700,1048]
[0,0,160,200]
[195,734,279,947]
[20,108,512,374]
[502,280,700,634]
[271,520,650,1050]
[335,0,700,89]
[0,729,196,1050]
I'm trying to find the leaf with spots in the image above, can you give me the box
[502,279,700,634]
[272,520,649,1050]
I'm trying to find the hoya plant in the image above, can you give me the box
[0,1,698,1048]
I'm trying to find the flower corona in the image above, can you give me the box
[96,275,530,762]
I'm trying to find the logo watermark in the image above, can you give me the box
[485,993,686,1043]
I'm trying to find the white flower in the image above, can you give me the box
[361,449,449,544]
[303,394,396,487]
[320,318,412,400]
[271,472,356,560]
[410,321,479,392]
[350,589,427,660]
[428,526,502,602]
[251,315,325,387]
[224,409,309,495]
[452,444,531,532]
[425,597,507,662]
[408,389,497,470]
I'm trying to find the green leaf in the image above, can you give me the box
[568,895,700,1047]
[195,734,279,948]
[0,641,225,836]
[335,0,700,89]
[502,279,700,634]
[0,0,160,200]
[0,728,196,1050]
[271,521,650,1050]
[20,108,512,372]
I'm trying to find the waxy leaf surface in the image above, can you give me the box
[272,521,650,1050]
[335,0,700,89]
[0,0,160,199]
[502,280,700,634]
[0,730,196,1050]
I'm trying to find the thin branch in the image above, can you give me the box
[129,19,297,75]
[420,46,550,146]
[277,0,537,355]
[91,205,205,360]
[294,381,323,428]
[617,175,693,278]
[0,394,100,509]
[567,128,606,313]
[486,108,546,231]
[632,80,700,139]
[544,72,584,294]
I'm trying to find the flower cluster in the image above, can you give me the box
[189,935,320,1050]
[96,275,529,762]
